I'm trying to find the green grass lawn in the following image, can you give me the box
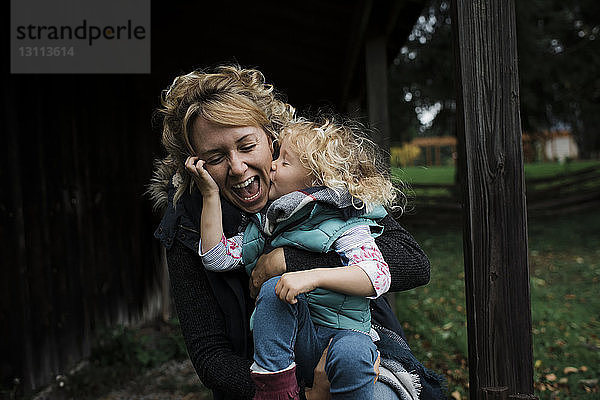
[394,160,600,204]
[394,160,600,186]
[398,209,600,399]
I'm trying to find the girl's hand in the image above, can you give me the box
[185,156,219,196]
[274,270,320,304]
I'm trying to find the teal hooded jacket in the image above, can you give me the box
[243,188,387,332]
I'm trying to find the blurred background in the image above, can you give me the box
[2,0,599,399]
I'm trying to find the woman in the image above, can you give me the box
[149,65,435,399]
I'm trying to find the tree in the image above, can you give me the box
[389,0,600,157]
[517,0,600,157]
[389,0,455,144]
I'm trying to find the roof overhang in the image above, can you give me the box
[151,0,426,109]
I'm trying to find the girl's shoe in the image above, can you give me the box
[251,365,300,400]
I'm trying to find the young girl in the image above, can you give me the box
[186,118,399,399]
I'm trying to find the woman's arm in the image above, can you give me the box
[167,240,255,399]
[370,214,430,292]
[252,214,430,295]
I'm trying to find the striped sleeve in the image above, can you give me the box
[199,233,244,272]
[333,225,391,298]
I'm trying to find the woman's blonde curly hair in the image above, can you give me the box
[149,65,295,210]
[278,117,404,212]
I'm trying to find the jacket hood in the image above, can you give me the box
[263,186,367,236]
[148,157,178,212]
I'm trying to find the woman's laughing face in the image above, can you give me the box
[191,118,273,213]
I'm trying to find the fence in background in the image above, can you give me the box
[401,165,600,225]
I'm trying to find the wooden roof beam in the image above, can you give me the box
[339,0,374,107]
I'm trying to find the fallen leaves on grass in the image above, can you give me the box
[579,379,598,387]
[546,373,557,382]
[563,366,578,374]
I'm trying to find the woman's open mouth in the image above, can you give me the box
[232,176,261,202]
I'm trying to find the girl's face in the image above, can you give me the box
[269,137,314,200]
[191,118,273,213]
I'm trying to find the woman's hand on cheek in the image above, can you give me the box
[185,156,219,197]
[250,248,287,298]
[274,270,320,304]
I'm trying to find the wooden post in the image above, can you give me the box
[365,34,391,157]
[365,33,396,313]
[483,387,508,400]
[426,145,432,166]
[452,0,536,399]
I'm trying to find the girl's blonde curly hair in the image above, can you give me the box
[149,65,295,210]
[278,117,404,212]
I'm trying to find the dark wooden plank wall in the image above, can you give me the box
[451,0,536,398]
[0,74,163,393]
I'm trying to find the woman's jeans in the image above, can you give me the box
[253,277,378,400]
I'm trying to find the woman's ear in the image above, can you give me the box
[271,138,280,160]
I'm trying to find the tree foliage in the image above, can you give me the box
[389,0,600,157]
[517,0,600,157]
[389,0,454,143]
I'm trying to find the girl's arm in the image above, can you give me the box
[200,191,225,253]
[274,265,375,304]
[199,233,244,272]
[334,225,390,298]
[185,156,223,253]
[274,225,388,304]
[186,156,244,273]
[252,214,430,295]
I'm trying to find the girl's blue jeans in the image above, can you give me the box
[252,277,378,400]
